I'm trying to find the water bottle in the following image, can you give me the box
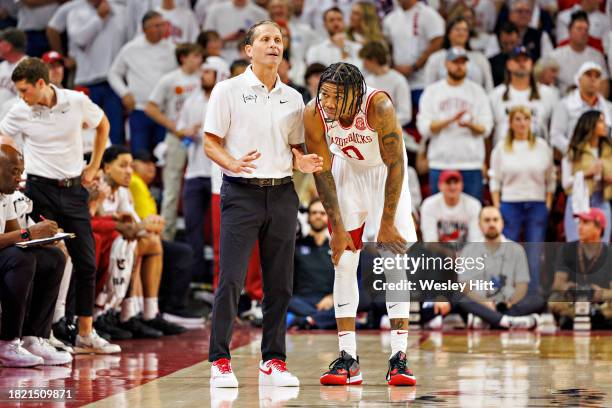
[182,137,193,148]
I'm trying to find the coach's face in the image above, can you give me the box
[14,79,45,106]
[105,153,133,188]
[246,24,283,68]
[0,146,23,194]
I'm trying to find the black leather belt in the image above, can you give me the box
[28,174,81,188]
[223,175,293,187]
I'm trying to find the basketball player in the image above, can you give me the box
[304,63,417,386]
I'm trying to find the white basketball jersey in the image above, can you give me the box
[317,87,389,167]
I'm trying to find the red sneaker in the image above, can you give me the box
[386,351,416,386]
[320,351,362,385]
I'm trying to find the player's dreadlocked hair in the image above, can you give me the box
[316,63,366,121]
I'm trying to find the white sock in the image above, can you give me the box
[121,297,139,323]
[390,330,408,358]
[137,296,144,313]
[338,331,357,359]
[499,315,510,328]
[143,297,159,321]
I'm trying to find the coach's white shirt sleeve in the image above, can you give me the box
[0,105,23,141]
[80,92,104,129]
[203,81,231,139]
[288,100,305,145]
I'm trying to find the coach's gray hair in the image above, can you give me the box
[244,20,282,46]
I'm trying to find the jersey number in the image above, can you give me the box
[341,145,365,160]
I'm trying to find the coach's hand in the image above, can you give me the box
[292,148,323,173]
[30,219,59,239]
[376,223,407,254]
[330,229,356,265]
[81,164,98,186]
[228,150,260,174]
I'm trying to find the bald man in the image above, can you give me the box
[0,140,71,367]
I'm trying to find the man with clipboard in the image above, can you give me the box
[0,138,71,367]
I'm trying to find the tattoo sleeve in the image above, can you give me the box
[374,96,405,224]
[313,170,344,229]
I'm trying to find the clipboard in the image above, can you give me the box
[15,232,76,248]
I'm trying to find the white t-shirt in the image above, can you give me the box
[0,85,104,179]
[194,0,227,27]
[148,68,201,124]
[0,192,17,233]
[383,2,445,90]
[556,6,610,47]
[203,1,268,62]
[204,66,305,178]
[424,49,494,92]
[299,0,353,33]
[417,79,493,170]
[305,38,363,70]
[489,138,556,202]
[155,6,199,44]
[67,1,128,85]
[11,190,33,229]
[16,0,58,30]
[420,192,483,243]
[108,36,177,109]
[48,0,87,32]
[103,186,140,222]
[177,89,211,179]
[549,45,609,95]
[365,68,412,126]
[0,57,26,108]
[287,20,319,87]
[488,83,559,146]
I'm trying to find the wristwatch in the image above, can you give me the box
[20,228,31,241]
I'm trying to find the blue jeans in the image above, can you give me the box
[25,30,49,58]
[288,294,336,329]
[564,191,611,242]
[182,177,212,282]
[500,201,548,293]
[429,169,483,202]
[128,110,166,154]
[86,82,124,145]
[411,89,424,111]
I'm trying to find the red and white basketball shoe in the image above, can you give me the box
[320,351,363,385]
[386,351,416,386]
[210,358,238,388]
[258,359,300,386]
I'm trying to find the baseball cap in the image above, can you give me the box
[508,46,531,59]
[576,208,608,231]
[42,51,63,65]
[439,170,463,184]
[446,47,469,62]
[574,61,603,86]
[0,28,26,52]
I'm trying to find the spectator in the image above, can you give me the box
[203,0,269,63]
[288,199,336,330]
[417,47,493,200]
[278,53,309,103]
[562,110,612,242]
[549,11,609,96]
[15,0,58,57]
[346,1,384,45]
[108,10,177,153]
[66,0,128,146]
[556,0,610,52]
[490,106,555,292]
[297,0,353,34]
[359,41,412,140]
[303,62,325,105]
[420,170,483,243]
[101,145,189,336]
[156,0,199,44]
[489,46,558,146]
[125,0,192,41]
[0,1,17,30]
[0,137,71,367]
[198,30,224,60]
[485,0,553,61]
[488,22,521,86]
[533,57,561,98]
[424,16,494,91]
[549,208,611,329]
[458,206,543,329]
[0,29,27,108]
[448,3,495,55]
[383,0,445,106]
[144,43,203,241]
[306,7,362,69]
[550,62,612,155]
[45,0,83,71]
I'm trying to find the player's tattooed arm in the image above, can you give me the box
[303,102,343,229]
[370,93,405,225]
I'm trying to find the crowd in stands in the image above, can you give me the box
[0,0,610,369]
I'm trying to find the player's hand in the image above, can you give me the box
[29,219,59,239]
[142,215,165,234]
[116,222,140,241]
[330,229,357,265]
[316,294,334,311]
[227,150,260,174]
[292,148,323,173]
[434,302,451,316]
[376,222,407,254]
[122,93,136,113]
[115,211,135,224]
[81,164,98,187]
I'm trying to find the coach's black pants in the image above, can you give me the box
[209,180,299,362]
[0,246,65,340]
[25,179,97,317]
